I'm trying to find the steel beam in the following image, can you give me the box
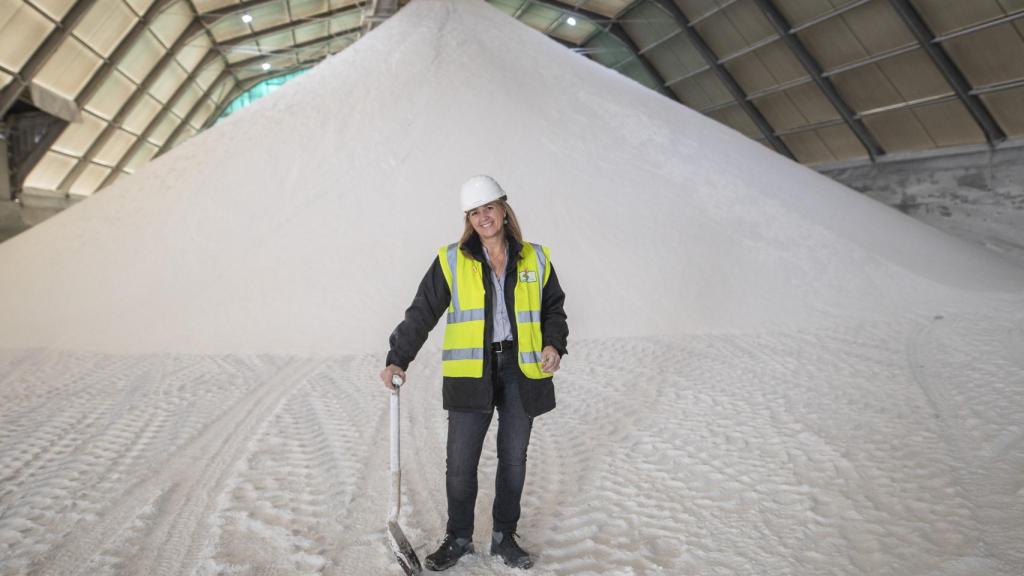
[684,41,929,103]
[199,64,313,132]
[16,0,189,194]
[716,34,781,65]
[972,77,1024,96]
[216,5,363,49]
[932,8,1024,43]
[856,93,956,118]
[887,0,1005,145]
[180,0,245,89]
[0,0,99,117]
[530,0,678,102]
[664,65,710,87]
[543,13,566,35]
[548,35,581,50]
[616,0,646,18]
[75,0,183,107]
[208,10,362,130]
[687,0,741,26]
[789,0,871,33]
[226,2,364,71]
[648,0,793,158]
[607,24,679,101]
[773,118,845,137]
[742,76,813,100]
[58,21,207,191]
[771,91,964,138]
[512,0,531,19]
[284,0,296,49]
[819,44,919,78]
[540,0,642,47]
[201,0,287,20]
[693,38,943,104]
[530,0,608,22]
[157,69,234,156]
[515,0,613,47]
[98,51,221,189]
[227,27,360,70]
[749,0,882,159]
[364,0,398,32]
[579,25,607,47]
[198,0,365,22]
[202,81,252,129]
[580,0,640,45]
[635,28,682,57]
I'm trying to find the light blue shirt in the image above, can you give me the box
[482,242,514,343]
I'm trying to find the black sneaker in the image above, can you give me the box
[490,531,533,569]
[425,533,474,571]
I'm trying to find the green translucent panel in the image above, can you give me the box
[215,69,309,123]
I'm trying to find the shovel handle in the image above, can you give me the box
[385,373,420,573]
[390,374,402,476]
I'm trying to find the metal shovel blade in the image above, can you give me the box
[387,519,422,575]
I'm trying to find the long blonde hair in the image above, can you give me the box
[459,199,523,256]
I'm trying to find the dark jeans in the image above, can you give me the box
[445,348,534,539]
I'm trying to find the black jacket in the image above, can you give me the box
[386,234,568,417]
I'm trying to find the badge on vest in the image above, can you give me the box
[519,271,537,283]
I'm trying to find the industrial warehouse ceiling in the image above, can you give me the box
[2,0,1023,199]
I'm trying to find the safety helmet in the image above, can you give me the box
[460,175,507,212]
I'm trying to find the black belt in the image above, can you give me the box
[490,340,515,352]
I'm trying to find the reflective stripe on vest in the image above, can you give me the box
[438,241,552,379]
[442,348,485,361]
[519,350,543,365]
[516,310,541,323]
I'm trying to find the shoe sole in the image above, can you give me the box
[425,544,474,571]
[490,549,533,570]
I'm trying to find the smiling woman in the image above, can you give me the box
[380,174,569,571]
[459,181,524,257]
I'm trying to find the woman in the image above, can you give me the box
[380,175,568,571]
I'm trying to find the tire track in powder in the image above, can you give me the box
[33,356,324,576]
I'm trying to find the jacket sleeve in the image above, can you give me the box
[541,264,568,357]
[386,256,451,370]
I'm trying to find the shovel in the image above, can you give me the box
[387,374,422,575]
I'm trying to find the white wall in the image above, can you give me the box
[824,143,1024,267]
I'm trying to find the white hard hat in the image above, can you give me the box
[460,175,507,212]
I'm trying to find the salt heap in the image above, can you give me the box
[0,0,1020,354]
[2,2,1024,575]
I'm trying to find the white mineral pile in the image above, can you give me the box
[1,1,1022,575]
[0,0,1020,353]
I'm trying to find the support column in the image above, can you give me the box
[0,134,11,201]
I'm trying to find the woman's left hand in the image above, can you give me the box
[541,346,561,373]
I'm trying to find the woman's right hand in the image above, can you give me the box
[380,364,406,390]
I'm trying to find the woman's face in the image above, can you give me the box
[467,202,505,241]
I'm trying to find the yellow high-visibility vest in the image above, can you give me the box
[437,241,552,380]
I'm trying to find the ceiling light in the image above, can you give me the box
[261,62,271,71]
[241,13,253,23]
[567,16,577,26]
